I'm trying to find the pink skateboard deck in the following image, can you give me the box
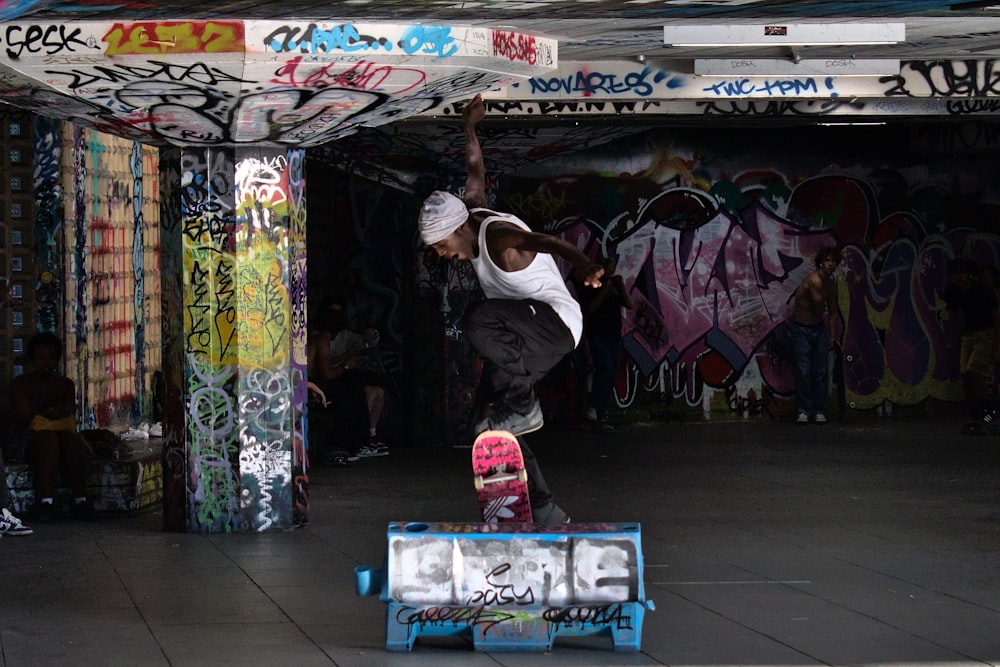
[472,430,532,523]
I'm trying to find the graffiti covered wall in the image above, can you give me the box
[59,125,162,429]
[177,146,305,532]
[499,123,1000,420]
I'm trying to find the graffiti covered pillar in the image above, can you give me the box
[161,145,307,533]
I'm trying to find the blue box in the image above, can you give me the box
[357,521,655,652]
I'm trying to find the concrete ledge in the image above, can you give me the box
[3,439,162,514]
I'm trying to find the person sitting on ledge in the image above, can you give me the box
[11,332,94,522]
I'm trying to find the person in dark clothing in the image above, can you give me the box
[943,257,1000,417]
[307,306,371,465]
[790,246,841,424]
[578,256,633,429]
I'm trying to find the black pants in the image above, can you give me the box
[311,378,369,453]
[465,298,575,509]
[464,298,575,413]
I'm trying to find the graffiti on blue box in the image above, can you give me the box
[387,535,641,607]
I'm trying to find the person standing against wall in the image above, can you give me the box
[418,93,605,523]
[790,246,842,424]
[943,257,1000,421]
[578,256,633,430]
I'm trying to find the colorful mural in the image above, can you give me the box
[0,19,557,147]
[58,126,161,429]
[496,126,1000,420]
[178,146,305,532]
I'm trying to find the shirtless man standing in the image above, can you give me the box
[790,247,841,424]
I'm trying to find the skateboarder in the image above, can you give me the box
[418,93,604,524]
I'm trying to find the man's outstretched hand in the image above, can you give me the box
[463,93,486,126]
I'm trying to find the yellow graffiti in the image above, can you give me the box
[507,188,569,221]
[236,236,290,368]
[103,21,246,55]
[183,244,239,365]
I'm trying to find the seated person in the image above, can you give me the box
[11,332,94,521]
[325,308,390,456]
[307,308,371,463]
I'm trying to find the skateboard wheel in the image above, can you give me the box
[518,469,527,483]
[474,475,484,491]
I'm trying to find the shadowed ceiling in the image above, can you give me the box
[3,1,1000,182]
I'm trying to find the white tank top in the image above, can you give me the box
[470,210,583,345]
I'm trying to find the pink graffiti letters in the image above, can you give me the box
[272,57,426,94]
[492,30,536,64]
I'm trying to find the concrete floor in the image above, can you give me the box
[1,415,999,666]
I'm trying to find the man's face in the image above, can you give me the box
[33,345,59,373]
[820,256,838,277]
[954,267,972,289]
[430,227,472,261]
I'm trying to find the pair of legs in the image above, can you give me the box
[311,378,369,458]
[791,321,830,419]
[960,329,997,416]
[587,332,622,421]
[465,298,574,518]
[465,298,575,415]
[26,429,89,501]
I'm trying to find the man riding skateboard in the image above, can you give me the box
[418,93,604,524]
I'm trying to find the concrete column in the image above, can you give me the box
[160,146,307,533]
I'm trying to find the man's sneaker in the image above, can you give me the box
[533,502,571,524]
[356,443,389,458]
[585,407,598,422]
[814,413,828,424]
[796,412,809,424]
[321,450,357,467]
[0,508,33,536]
[475,400,544,436]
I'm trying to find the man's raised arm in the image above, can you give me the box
[462,94,487,209]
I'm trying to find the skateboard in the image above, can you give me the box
[472,430,533,523]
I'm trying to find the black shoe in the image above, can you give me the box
[321,451,353,467]
[73,500,96,521]
[35,502,56,523]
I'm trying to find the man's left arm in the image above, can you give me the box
[510,228,605,287]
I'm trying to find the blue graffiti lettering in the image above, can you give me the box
[398,25,457,57]
[529,67,668,97]
[702,77,821,97]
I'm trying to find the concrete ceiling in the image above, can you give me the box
[3,1,1000,182]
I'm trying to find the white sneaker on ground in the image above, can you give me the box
[356,443,389,458]
[1,508,33,536]
[814,413,828,424]
[796,412,809,424]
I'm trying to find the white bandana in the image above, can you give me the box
[418,191,468,245]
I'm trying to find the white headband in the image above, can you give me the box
[418,191,468,245]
